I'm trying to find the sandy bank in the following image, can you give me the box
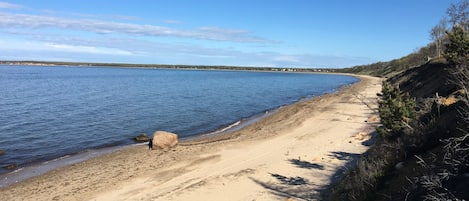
[0,75,382,201]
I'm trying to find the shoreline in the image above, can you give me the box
[0,108,274,188]
[0,62,338,74]
[0,74,381,201]
[0,74,358,185]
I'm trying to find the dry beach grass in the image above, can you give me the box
[0,75,382,201]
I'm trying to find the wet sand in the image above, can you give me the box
[0,75,382,201]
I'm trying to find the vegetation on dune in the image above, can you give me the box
[431,17,448,58]
[338,0,468,79]
[336,43,437,77]
[377,82,416,139]
[326,1,469,200]
[445,26,469,65]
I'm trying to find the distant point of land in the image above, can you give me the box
[0,60,337,73]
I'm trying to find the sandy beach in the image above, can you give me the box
[0,75,381,201]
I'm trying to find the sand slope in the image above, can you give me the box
[0,75,381,201]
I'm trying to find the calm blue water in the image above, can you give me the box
[0,65,357,174]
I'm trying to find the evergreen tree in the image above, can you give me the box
[444,26,469,65]
[377,81,416,138]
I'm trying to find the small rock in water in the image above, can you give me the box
[0,149,5,155]
[3,163,17,170]
[134,133,150,142]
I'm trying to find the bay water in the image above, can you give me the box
[0,65,358,176]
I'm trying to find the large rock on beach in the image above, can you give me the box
[152,131,178,150]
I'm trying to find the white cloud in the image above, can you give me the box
[0,35,373,67]
[0,12,272,43]
[45,43,133,55]
[0,38,133,56]
[248,52,373,68]
[0,2,22,9]
[0,9,372,67]
[41,9,140,21]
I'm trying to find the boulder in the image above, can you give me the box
[152,131,178,150]
[134,133,150,142]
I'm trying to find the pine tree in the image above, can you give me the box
[377,81,416,138]
[444,26,469,65]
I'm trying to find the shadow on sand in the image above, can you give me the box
[251,151,366,200]
[361,131,378,147]
[289,158,324,170]
[319,151,366,199]
[251,174,319,200]
[270,173,309,185]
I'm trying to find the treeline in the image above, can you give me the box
[326,1,469,200]
[337,43,437,77]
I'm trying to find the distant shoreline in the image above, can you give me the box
[0,60,338,73]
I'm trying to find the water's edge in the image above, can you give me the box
[0,97,284,188]
[0,74,359,188]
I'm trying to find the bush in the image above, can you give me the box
[377,81,416,138]
[444,26,469,65]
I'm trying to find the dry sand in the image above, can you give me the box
[0,75,382,201]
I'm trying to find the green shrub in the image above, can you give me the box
[444,26,469,65]
[377,81,416,138]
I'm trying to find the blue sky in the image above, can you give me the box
[0,0,457,68]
